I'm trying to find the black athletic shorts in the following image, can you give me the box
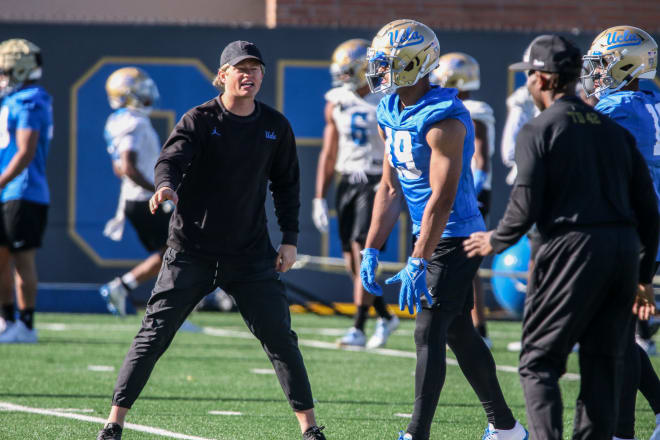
[477,189,490,219]
[124,200,170,252]
[0,199,48,252]
[422,236,482,313]
[335,173,380,252]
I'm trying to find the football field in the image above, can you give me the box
[0,312,657,439]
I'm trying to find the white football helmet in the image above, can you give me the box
[0,38,42,97]
[330,39,370,90]
[431,52,480,91]
[105,67,159,110]
[366,19,440,94]
[581,25,658,98]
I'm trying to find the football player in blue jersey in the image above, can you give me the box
[360,20,527,440]
[0,39,52,344]
[583,25,660,440]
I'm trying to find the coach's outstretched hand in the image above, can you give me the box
[360,248,382,295]
[386,257,432,315]
[149,187,178,214]
[463,230,495,258]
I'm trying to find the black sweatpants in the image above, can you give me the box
[407,238,515,440]
[112,247,315,411]
[519,227,638,440]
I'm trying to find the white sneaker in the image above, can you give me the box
[0,317,6,334]
[0,320,37,343]
[367,316,400,349]
[650,423,660,440]
[482,421,528,440]
[99,278,128,317]
[337,327,366,347]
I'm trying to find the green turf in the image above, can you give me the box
[0,312,657,439]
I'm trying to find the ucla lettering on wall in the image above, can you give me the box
[69,57,217,267]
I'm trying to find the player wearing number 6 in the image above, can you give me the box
[360,19,527,440]
[583,25,660,440]
[313,39,399,349]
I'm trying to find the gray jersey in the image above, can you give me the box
[326,86,384,175]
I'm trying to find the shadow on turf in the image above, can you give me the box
[0,393,530,409]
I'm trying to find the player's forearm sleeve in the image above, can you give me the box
[269,124,300,246]
[154,113,199,192]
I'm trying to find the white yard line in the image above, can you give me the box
[0,402,216,440]
[201,326,581,382]
[35,322,580,381]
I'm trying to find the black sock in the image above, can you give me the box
[2,304,15,322]
[19,308,34,330]
[477,324,488,338]
[372,296,392,320]
[354,305,369,331]
[119,278,134,292]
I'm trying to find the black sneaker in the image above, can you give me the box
[303,425,326,440]
[96,423,122,440]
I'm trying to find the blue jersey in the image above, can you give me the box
[596,90,660,260]
[377,86,485,237]
[0,85,53,204]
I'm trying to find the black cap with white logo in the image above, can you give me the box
[220,41,265,67]
[509,34,581,75]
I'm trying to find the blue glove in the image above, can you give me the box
[386,257,433,315]
[360,248,382,295]
[473,169,487,195]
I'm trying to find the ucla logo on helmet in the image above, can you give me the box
[606,29,643,49]
[388,27,424,48]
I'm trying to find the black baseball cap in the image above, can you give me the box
[220,40,264,67]
[509,34,581,75]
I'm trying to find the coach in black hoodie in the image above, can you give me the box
[96,41,327,440]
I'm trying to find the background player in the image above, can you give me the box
[312,38,399,348]
[0,39,52,344]
[360,19,527,440]
[98,67,171,317]
[582,25,660,440]
[431,52,495,348]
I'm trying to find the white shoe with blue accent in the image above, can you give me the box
[99,278,128,317]
[482,421,528,440]
[0,320,37,343]
[397,431,412,440]
[337,327,366,347]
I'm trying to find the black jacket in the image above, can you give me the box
[491,96,659,283]
[154,96,300,262]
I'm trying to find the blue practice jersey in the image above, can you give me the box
[0,85,53,204]
[377,86,485,237]
[596,89,660,260]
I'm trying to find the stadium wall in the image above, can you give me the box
[0,23,656,306]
